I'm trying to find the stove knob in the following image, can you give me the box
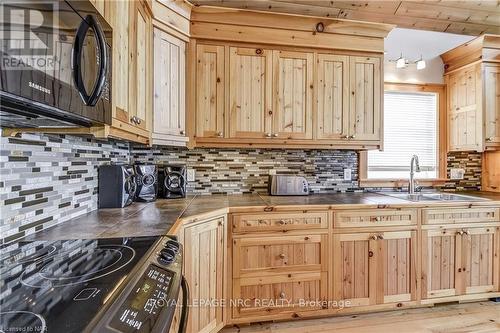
[165,240,180,253]
[158,248,175,265]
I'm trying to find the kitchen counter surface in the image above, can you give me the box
[26,191,500,241]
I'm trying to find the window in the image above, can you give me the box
[367,88,440,180]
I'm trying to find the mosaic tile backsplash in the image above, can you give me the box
[130,147,360,194]
[0,133,129,244]
[1,132,483,244]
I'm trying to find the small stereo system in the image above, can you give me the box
[98,165,136,208]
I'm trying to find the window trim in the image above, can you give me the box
[359,82,447,188]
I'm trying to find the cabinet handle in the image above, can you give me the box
[486,137,493,142]
[341,135,349,139]
[273,133,279,137]
[136,118,141,124]
[371,235,378,240]
[378,235,384,240]
[180,130,185,135]
[217,131,223,137]
[278,220,286,225]
[375,216,381,222]
[457,231,464,236]
[279,253,286,259]
[266,133,272,138]
[130,116,136,124]
[463,230,470,235]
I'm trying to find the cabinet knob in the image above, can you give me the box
[457,231,464,236]
[279,253,286,259]
[136,118,141,124]
[375,216,381,222]
[278,220,286,225]
[266,133,272,137]
[341,135,349,139]
[368,251,374,257]
[273,133,279,137]
[217,131,223,137]
[371,235,378,240]
[486,137,493,142]
[279,292,286,299]
[180,130,185,135]
[463,230,470,235]
[349,135,356,139]
[378,235,384,240]
[130,116,136,124]
[255,48,263,55]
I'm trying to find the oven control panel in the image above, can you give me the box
[85,236,183,333]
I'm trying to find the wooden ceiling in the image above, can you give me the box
[188,1,500,36]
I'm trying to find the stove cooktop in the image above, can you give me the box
[0,236,160,333]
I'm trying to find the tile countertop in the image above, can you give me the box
[26,191,500,241]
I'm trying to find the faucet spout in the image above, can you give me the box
[409,155,421,194]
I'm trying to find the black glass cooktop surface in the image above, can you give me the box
[0,236,159,333]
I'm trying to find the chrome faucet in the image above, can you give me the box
[409,155,421,194]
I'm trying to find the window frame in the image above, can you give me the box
[359,82,447,188]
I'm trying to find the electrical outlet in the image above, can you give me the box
[187,169,195,182]
[450,168,465,180]
[344,168,352,181]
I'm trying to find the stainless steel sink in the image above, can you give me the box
[377,192,488,202]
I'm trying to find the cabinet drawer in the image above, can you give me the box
[334,209,417,228]
[232,212,328,233]
[233,235,327,278]
[422,207,500,225]
[232,272,328,318]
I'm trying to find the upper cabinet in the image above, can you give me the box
[441,34,500,152]
[152,26,188,146]
[195,44,225,139]
[189,7,391,149]
[228,47,273,139]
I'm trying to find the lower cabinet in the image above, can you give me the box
[332,230,417,308]
[421,226,500,301]
[231,234,329,319]
[183,216,226,333]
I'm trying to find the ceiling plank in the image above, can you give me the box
[190,0,500,35]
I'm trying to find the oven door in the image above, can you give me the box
[0,0,111,125]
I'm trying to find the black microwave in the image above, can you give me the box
[0,0,112,127]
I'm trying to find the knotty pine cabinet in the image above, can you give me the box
[107,0,152,144]
[332,230,417,307]
[421,226,500,301]
[182,216,226,333]
[442,35,500,152]
[192,42,383,148]
[152,26,188,146]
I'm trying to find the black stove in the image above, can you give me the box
[0,236,187,333]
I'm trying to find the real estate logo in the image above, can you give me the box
[0,0,59,71]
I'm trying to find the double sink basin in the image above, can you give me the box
[377,192,488,202]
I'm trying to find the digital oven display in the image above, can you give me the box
[109,264,174,332]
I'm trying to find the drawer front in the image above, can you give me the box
[232,272,328,318]
[422,207,500,225]
[334,209,417,228]
[233,235,327,278]
[232,212,328,233]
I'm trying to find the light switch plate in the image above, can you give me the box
[187,169,195,182]
[344,168,352,181]
[450,168,465,180]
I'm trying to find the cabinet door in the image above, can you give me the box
[421,229,461,299]
[153,28,186,139]
[272,50,313,139]
[316,54,349,140]
[195,44,225,138]
[349,56,381,141]
[460,227,500,295]
[229,47,272,139]
[129,0,151,131]
[332,233,377,307]
[183,217,225,333]
[111,0,130,124]
[377,231,417,304]
[484,65,500,145]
